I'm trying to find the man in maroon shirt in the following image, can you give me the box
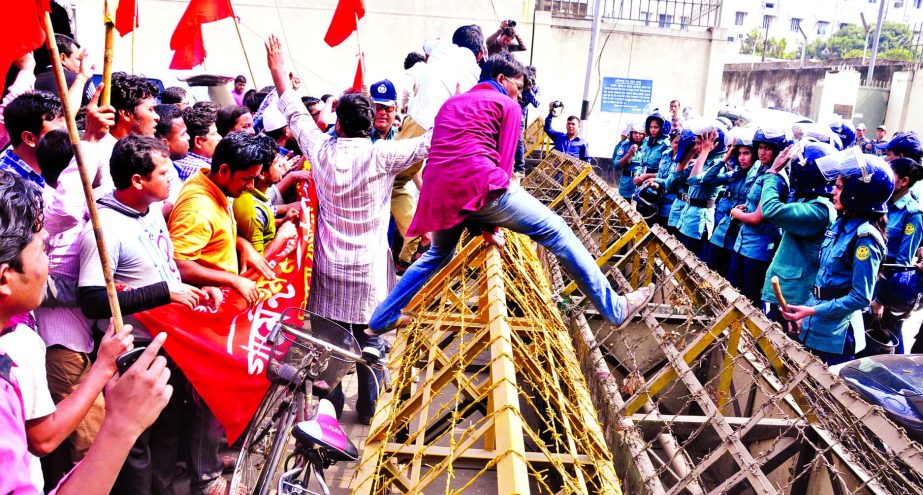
[368,53,653,335]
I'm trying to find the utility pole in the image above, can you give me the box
[798,25,807,67]
[866,0,886,86]
[860,13,870,63]
[761,18,770,61]
[580,0,603,125]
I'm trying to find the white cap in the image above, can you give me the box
[262,105,287,133]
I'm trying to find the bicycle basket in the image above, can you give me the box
[267,308,361,392]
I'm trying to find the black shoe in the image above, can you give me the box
[357,414,372,425]
[395,259,411,276]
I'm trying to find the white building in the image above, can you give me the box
[719,0,923,54]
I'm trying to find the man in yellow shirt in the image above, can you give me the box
[167,131,276,494]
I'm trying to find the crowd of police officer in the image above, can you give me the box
[614,114,923,364]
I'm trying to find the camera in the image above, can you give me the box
[507,20,517,28]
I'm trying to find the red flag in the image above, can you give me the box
[135,179,318,443]
[2,1,49,76]
[351,54,364,92]
[114,0,138,36]
[324,0,364,47]
[169,0,235,70]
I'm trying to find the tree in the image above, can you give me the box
[799,21,917,61]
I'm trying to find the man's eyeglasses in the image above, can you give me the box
[375,104,395,114]
[502,75,523,92]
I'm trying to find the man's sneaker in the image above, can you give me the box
[624,283,655,318]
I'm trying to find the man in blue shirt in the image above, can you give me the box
[0,92,65,194]
[544,104,588,161]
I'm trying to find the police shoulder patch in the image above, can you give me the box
[856,245,871,261]
[906,223,916,236]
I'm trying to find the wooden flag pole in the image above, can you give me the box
[38,7,124,330]
[229,0,258,88]
[102,0,116,104]
[354,11,367,87]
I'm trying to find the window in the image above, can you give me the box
[840,23,851,31]
[641,11,650,26]
[790,18,802,32]
[659,14,673,28]
[817,21,830,35]
[681,16,690,30]
[763,15,773,29]
[735,11,746,25]
[915,0,921,8]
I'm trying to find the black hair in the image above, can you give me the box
[320,94,334,103]
[109,135,169,190]
[302,96,321,109]
[566,116,580,123]
[55,34,80,57]
[182,105,217,149]
[501,27,515,37]
[478,52,525,82]
[36,129,73,189]
[890,157,923,188]
[452,24,484,58]
[404,52,425,70]
[235,75,247,84]
[0,171,44,273]
[160,86,187,105]
[153,104,184,140]
[335,93,374,138]
[111,72,158,124]
[210,131,275,175]
[243,90,267,113]
[216,105,251,137]
[264,126,286,141]
[192,101,220,112]
[3,92,63,147]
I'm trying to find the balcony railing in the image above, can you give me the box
[535,0,722,30]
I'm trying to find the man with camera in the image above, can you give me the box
[487,20,528,57]
[544,102,588,161]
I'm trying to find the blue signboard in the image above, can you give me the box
[600,77,653,114]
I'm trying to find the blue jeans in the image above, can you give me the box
[325,321,385,420]
[369,185,627,331]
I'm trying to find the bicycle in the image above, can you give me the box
[230,308,388,495]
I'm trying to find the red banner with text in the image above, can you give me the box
[135,178,317,443]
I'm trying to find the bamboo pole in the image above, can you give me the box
[229,0,257,88]
[38,6,124,330]
[354,12,367,87]
[102,0,116,105]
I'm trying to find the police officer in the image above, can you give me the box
[882,132,923,163]
[704,128,755,277]
[675,120,727,254]
[829,118,856,150]
[644,130,682,230]
[855,123,871,151]
[782,152,894,364]
[760,140,838,333]
[727,127,789,304]
[613,120,646,199]
[632,111,672,187]
[864,157,923,355]
[648,128,696,237]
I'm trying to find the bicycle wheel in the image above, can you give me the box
[230,383,298,495]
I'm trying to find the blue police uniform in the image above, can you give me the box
[639,136,670,175]
[705,163,749,275]
[800,218,885,362]
[884,193,923,265]
[613,139,645,199]
[677,155,724,252]
[666,167,691,230]
[654,152,678,220]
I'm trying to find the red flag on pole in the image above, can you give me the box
[324,0,364,47]
[2,0,49,76]
[134,179,318,443]
[169,0,235,70]
[351,54,364,92]
[114,0,138,36]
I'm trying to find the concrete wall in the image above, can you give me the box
[721,59,914,118]
[886,70,923,133]
[69,0,726,157]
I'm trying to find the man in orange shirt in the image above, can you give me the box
[167,131,275,495]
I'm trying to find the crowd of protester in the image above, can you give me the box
[0,18,658,494]
[1,14,921,495]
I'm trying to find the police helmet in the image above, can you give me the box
[727,127,756,164]
[674,128,697,164]
[876,270,923,316]
[816,149,895,214]
[633,183,663,220]
[645,111,672,140]
[885,132,923,161]
[789,139,837,197]
[752,126,791,155]
[800,123,842,149]
[711,119,729,157]
[829,118,857,149]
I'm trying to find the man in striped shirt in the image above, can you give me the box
[268,35,432,423]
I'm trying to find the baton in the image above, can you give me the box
[880,263,919,272]
[771,276,788,312]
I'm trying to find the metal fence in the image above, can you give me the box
[535,0,723,30]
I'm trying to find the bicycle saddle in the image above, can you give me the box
[293,399,359,461]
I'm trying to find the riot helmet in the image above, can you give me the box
[789,138,837,197]
[816,148,895,213]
